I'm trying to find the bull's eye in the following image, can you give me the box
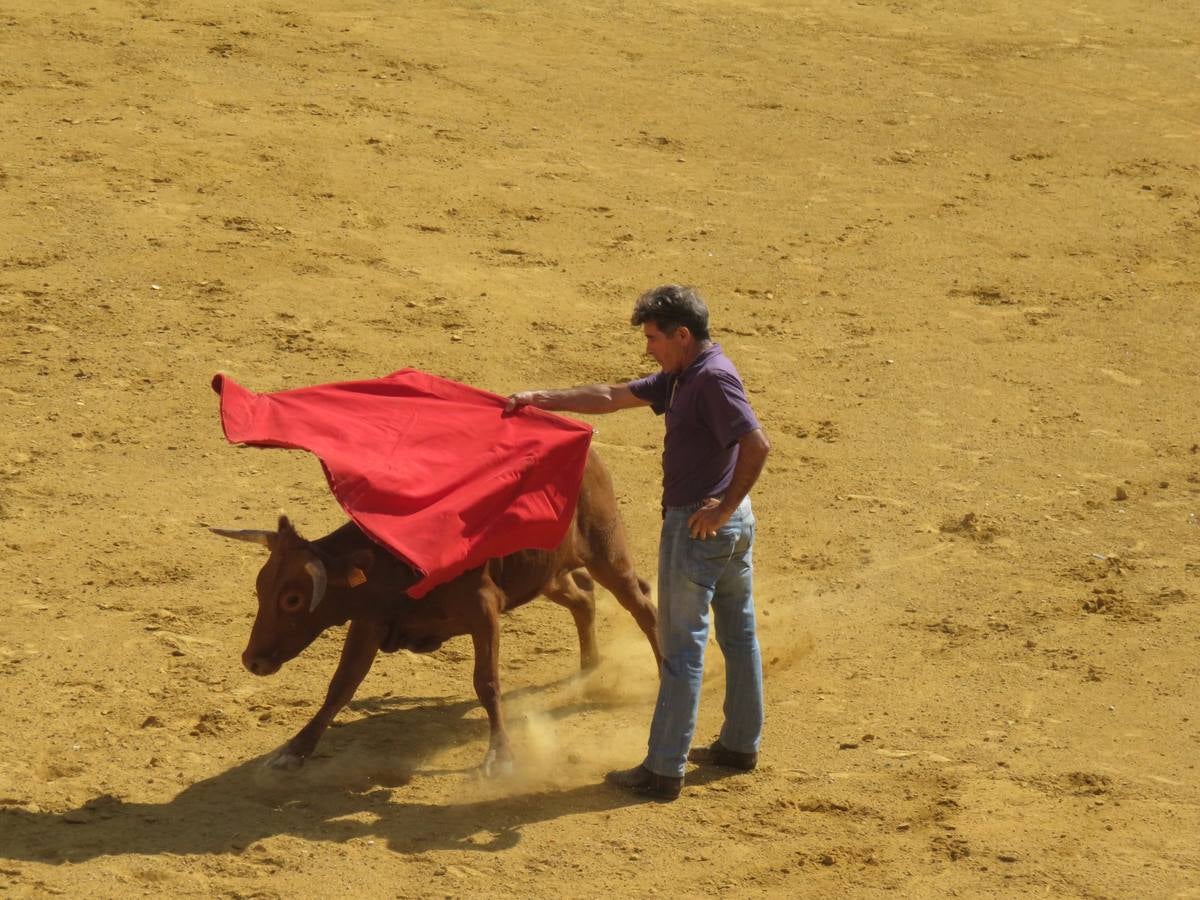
[280,592,305,613]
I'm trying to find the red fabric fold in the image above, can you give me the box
[212,370,593,598]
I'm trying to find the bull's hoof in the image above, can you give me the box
[264,747,307,771]
[478,749,514,779]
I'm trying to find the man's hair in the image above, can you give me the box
[630,284,711,340]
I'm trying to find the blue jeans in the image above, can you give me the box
[644,496,763,778]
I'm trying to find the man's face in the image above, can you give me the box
[643,322,690,374]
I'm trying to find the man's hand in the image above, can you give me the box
[688,497,732,539]
[687,429,769,538]
[504,391,540,414]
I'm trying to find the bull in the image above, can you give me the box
[213,449,660,775]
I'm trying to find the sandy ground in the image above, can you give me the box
[2,0,1199,896]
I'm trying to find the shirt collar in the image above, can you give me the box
[677,343,720,383]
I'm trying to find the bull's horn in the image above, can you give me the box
[305,559,327,612]
[210,528,274,547]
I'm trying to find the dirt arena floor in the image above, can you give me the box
[2,1,1199,896]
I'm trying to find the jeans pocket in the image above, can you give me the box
[684,525,738,589]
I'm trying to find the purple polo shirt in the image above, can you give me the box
[628,343,760,508]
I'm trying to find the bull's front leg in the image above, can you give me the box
[266,618,387,770]
[470,605,512,778]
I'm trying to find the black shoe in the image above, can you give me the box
[687,740,758,772]
[604,764,683,801]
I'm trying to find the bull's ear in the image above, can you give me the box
[210,528,275,550]
[336,548,375,588]
[274,516,306,548]
[349,547,375,573]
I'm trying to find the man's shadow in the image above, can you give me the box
[0,678,736,863]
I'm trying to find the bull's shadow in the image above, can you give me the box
[0,679,674,864]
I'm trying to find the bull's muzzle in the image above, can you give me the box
[242,649,280,677]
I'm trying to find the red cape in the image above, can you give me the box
[212,370,593,598]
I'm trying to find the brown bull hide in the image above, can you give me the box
[213,448,660,775]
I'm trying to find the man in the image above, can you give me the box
[506,284,769,801]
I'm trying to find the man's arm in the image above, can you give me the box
[505,383,649,415]
[688,427,770,539]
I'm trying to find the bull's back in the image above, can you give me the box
[481,449,616,608]
[358,449,623,617]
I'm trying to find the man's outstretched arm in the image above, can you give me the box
[505,383,649,415]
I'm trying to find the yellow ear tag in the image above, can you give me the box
[348,567,367,588]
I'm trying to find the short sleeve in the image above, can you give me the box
[628,371,671,416]
[697,370,760,447]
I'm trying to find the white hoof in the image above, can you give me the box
[479,749,515,779]
[264,748,305,771]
